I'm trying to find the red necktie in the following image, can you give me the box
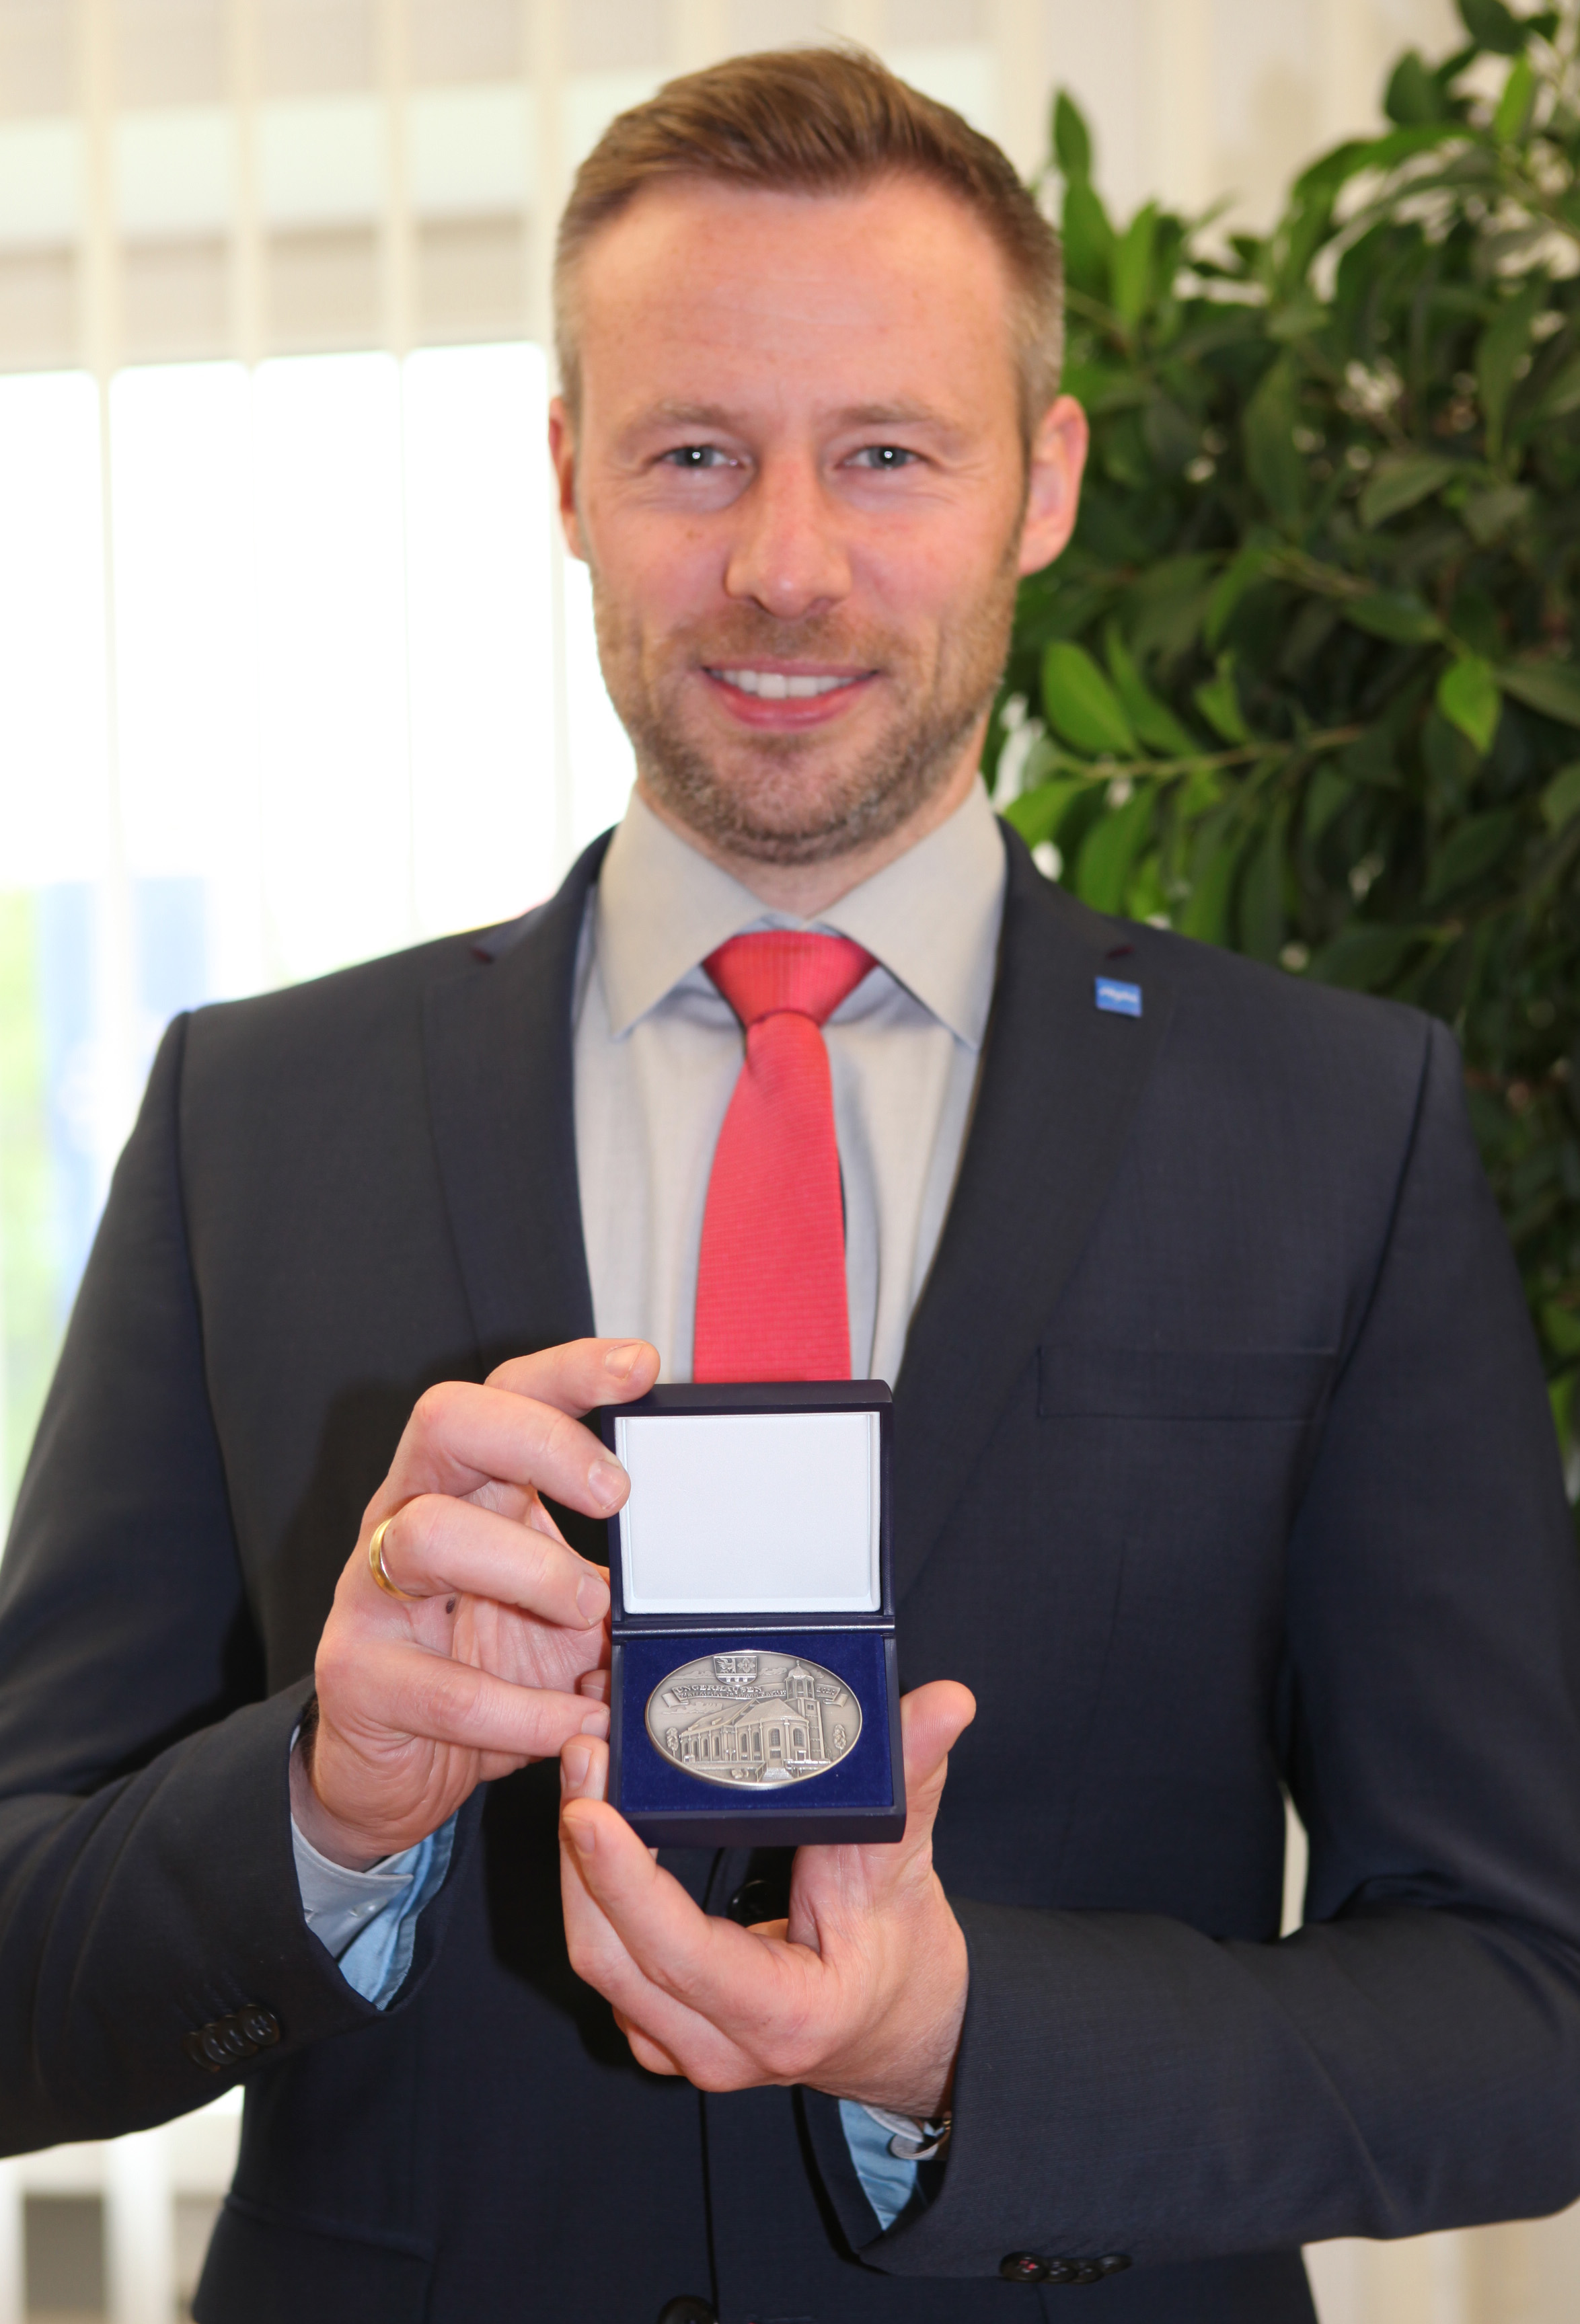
[693,931,876,1383]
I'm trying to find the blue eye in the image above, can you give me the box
[852,445,917,469]
[663,444,726,467]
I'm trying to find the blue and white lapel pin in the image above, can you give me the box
[1094,976,1142,1018]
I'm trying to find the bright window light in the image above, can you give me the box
[403,342,558,938]
[0,373,110,886]
[0,342,638,1514]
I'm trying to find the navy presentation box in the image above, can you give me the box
[597,1381,905,1849]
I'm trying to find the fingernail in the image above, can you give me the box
[579,1704,609,1739]
[562,1741,591,1787]
[588,1458,627,1510]
[576,1568,610,1623]
[603,1341,643,1381]
[566,1814,595,1857]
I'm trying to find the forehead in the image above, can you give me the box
[570,175,1020,422]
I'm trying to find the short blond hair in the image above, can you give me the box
[554,46,1063,444]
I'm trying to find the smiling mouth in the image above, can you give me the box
[708,666,869,701]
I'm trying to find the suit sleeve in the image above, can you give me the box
[0,1019,459,2152]
[861,1018,1580,2276]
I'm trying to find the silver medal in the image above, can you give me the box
[646,1650,862,1789]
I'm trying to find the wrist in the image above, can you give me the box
[288,1733,389,1872]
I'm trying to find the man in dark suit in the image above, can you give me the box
[3,46,1579,2324]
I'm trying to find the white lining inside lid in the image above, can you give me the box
[614,1409,880,1614]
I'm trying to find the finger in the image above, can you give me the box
[367,1496,609,1629]
[558,1746,772,2083]
[487,1338,660,1417]
[326,1635,611,1763]
[387,1377,633,1520]
[560,1758,806,2034]
[616,2017,686,2077]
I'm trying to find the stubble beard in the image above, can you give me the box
[589,557,1021,868]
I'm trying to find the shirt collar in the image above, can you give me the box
[594,781,1005,1050]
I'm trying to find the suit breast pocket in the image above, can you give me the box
[1038,1344,1337,1423]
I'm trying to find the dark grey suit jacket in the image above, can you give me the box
[1,826,1578,2324]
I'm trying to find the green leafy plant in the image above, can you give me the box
[991,0,1580,1498]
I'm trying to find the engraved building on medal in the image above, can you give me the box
[647,1650,860,1787]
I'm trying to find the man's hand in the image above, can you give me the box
[558,1681,975,2118]
[291,1337,660,1870]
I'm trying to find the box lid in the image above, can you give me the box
[599,1381,893,1633]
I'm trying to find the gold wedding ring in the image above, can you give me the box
[368,1514,420,1601]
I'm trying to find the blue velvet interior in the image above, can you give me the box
[615,1629,895,1820]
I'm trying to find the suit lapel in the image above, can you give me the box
[422,836,611,1374]
[891,828,1176,1602]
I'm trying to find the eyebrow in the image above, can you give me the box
[630,397,958,433]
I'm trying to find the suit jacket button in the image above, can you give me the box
[1098,2255,1132,2274]
[656,2300,716,2323]
[182,2030,222,2073]
[999,2253,1049,2282]
[1069,2261,1103,2285]
[237,2007,280,2048]
[1045,2261,1076,2284]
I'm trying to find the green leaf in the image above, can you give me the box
[1053,91,1092,181]
[1179,809,1243,942]
[1499,662,1580,729]
[1104,628,1197,754]
[1268,293,1328,344]
[1004,777,1084,849]
[1342,591,1445,645]
[1142,395,1199,477]
[1239,815,1287,963]
[1113,203,1158,329]
[1536,352,1580,419]
[1476,280,1546,455]
[1386,48,1452,123]
[1244,356,1306,531]
[1436,654,1503,755]
[1540,761,1580,830]
[1205,548,1273,650]
[1421,807,1522,906]
[1458,0,1531,54]
[1061,178,1116,301]
[1041,640,1137,756]
[1461,484,1532,545]
[1544,1303,1580,1360]
[1194,656,1250,745]
[1312,923,1423,991]
[1061,363,1149,417]
[1293,122,1464,200]
[1493,50,1536,141]
[1304,762,1354,841]
[1360,454,1458,527]
[1075,788,1155,913]
[1123,555,1217,661]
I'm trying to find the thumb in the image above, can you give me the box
[897,1679,975,1849]
[786,1680,975,1947]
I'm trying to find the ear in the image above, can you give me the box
[548,395,588,564]
[1016,394,1089,579]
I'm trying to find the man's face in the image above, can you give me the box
[550,173,1085,869]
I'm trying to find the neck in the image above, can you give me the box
[634,741,983,919]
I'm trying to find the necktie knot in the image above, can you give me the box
[704,931,875,1030]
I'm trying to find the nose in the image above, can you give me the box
[723,451,851,621]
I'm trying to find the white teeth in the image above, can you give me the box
[717,668,852,700]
